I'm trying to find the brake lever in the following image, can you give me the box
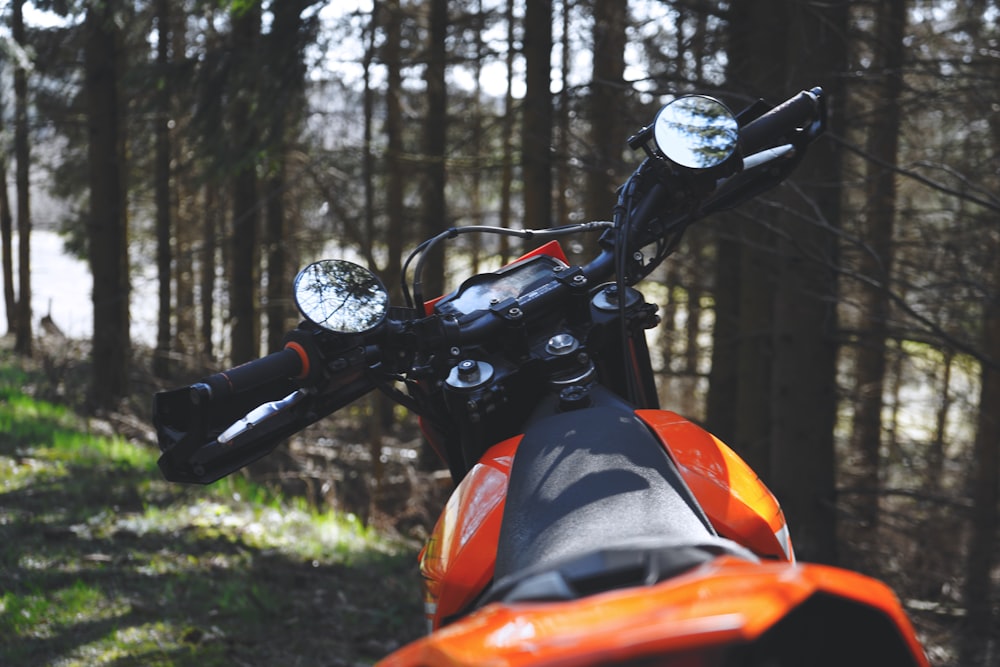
[218,389,310,445]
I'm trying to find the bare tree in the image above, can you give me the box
[153,0,173,378]
[84,0,131,408]
[12,0,31,356]
[849,0,908,529]
[584,0,627,225]
[228,3,262,365]
[420,0,449,300]
[522,0,553,231]
[0,81,14,334]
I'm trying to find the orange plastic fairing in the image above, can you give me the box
[636,410,793,561]
[379,559,930,667]
[420,436,521,629]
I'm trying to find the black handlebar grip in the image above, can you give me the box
[193,345,307,403]
[740,87,823,156]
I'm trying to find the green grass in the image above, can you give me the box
[0,357,424,666]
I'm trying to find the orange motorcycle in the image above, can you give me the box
[154,88,930,666]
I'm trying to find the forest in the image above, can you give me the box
[1,0,998,664]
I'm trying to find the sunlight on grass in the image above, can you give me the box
[48,620,200,667]
[0,362,422,665]
[0,580,126,640]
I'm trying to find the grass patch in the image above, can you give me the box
[0,358,424,665]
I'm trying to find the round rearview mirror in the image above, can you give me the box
[652,95,740,170]
[293,259,389,334]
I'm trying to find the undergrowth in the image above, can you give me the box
[0,350,424,666]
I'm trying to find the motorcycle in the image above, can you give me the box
[153,87,930,666]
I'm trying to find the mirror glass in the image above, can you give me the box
[652,95,739,169]
[293,259,389,334]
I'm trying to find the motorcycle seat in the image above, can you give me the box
[488,396,757,605]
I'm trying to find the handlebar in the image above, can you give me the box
[155,85,827,486]
[192,344,308,403]
[740,87,824,156]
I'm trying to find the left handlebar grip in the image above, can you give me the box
[193,346,307,403]
[740,87,824,156]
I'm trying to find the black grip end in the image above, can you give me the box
[740,88,824,156]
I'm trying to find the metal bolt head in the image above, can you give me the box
[546,333,579,356]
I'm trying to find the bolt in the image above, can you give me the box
[546,333,578,356]
[508,307,523,320]
[572,274,587,286]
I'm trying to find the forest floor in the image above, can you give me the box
[0,335,972,665]
[0,338,448,666]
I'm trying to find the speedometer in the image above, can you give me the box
[435,255,567,318]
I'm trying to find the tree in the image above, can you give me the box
[153,0,173,378]
[710,0,847,564]
[12,0,32,356]
[584,0,627,225]
[84,0,131,408]
[383,0,406,296]
[962,262,1000,663]
[767,1,847,566]
[848,0,908,530]
[521,0,553,231]
[420,0,449,300]
[0,78,14,334]
[228,2,263,365]
[264,0,314,352]
[497,0,516,265]
[960,2,1000,659]
[712,0,787,479]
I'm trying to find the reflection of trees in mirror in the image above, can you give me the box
[654,97,738,169]
[294,260,389,334]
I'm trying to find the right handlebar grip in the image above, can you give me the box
[194,345,307,403]
[740,87,824,156]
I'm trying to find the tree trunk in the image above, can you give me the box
[962,264,1000,663]
[498,0,516,265]
[962,3,1000,652]
[229,4,262,365]
[384,0,405,302]
[718,0,847,564]
[420,0,448,301]
[767,0,848,565]
[849,0,907,529]
[153,0,173,378]
[585,0,626,226]
[723,0,786,479]
[0,110,14,334]
[363,2,379,280]
[84,2,131,408]
[200,184,219,362]
[554,0,570,232]
[264,1,308,353]
[521,0,553,232]
[13,0,31,356]
[705,229,740,444]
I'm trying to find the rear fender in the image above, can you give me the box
[381,559,930,667]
